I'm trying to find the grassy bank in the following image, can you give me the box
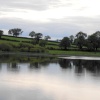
[0,50,100,57]
[49,50,100,57]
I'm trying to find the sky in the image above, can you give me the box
[0,0,100,40]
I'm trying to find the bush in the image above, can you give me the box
[19,43,34,48]
[46,47,55,50]
[0,43,13,51]
[30,47,46,53]
[20,47,28,52]
[8,43,19,49]
[39,40,47,47]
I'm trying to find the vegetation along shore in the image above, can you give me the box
[0,28,100,57]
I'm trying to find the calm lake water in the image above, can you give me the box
[0,55,100,100]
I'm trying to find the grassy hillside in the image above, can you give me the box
[0,35,60,53]
[2,35,59,46]
[1,35,100,57]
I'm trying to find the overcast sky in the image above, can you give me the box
[0,0,100,39]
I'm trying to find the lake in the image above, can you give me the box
[0,54,100,100]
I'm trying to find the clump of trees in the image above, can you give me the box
[29,31,35,38]
[44,35,51,41]
[60,31,100,52]
[59,37,70,50]
[8,28,23,37]
[74,31,87,50]
[29,30,51,46]
[86,31,100,51]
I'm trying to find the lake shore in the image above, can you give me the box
[1,51,100,57]
[58,56,100,60]
[49,50,100,57]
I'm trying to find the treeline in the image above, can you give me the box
[60,31,100,52]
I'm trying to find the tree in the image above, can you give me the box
[0,30,3,39]
[86,31,100,51]
[39,40,47,47]
[29,31,35,38]
[76,31,87,38]
[44,35,51,41]
[59,37,70,50]
[85,39,93,51]
[93,31,100,37]
[69,35,74,44]
[35,33,43,44]
[75,31,87,50]
[8,28,23,37]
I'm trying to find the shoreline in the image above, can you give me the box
[1,52,100,58]
[58,56,100,60]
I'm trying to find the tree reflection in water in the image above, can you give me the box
[29,62,40,70]
[73,60,85,74]
[58,58,100,76]
[58,59,72,69]
[7,63,20,72]
[0,54,100,76]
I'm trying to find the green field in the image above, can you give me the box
[2,35,31,42]
[2,35,59,46]
[49,50,100,56]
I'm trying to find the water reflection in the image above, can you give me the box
[7,63,20,72]
[29,62,40,70]
[58,59,71,69]
[0,55,100,100]
[0,54,100,76]
[58,59,100,76]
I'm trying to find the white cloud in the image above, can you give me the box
[0,0,61,11]
[0,0,100,39]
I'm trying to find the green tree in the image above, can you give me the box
[44,35,51,41]
[75,31,87,50]
[29,31,35,38]
[69,35,74,44]
[93,31,100,37]
[0,30,3,39]
[86,31,100,51]
[59,37,70,50]
[8,28,23,37]
[35,33,43,44]
[85,39,93,51]
[76,31,87,38]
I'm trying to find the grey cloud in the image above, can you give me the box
[65,16,100,34]
[0,17,80,39]
[0,16,100,39]
[0,0,61,11]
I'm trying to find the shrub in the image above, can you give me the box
[19,43,34,48]
[8,43,19,49]
[0,43,13,51]
[39,40,47,47]
[46,47,55,50]
[20,47,28,52]
[30,47,46,53]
